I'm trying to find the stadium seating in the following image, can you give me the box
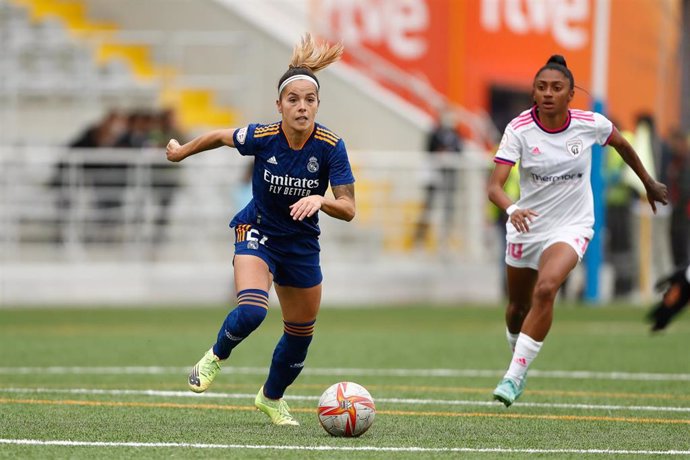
[2,0,238,144]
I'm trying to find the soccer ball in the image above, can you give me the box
[317,381,376,437]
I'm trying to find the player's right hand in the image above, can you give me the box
[509,208,539,233]
[166,139,184,162]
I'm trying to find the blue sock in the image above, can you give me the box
[212,289,269,360]
[263,320,315,399]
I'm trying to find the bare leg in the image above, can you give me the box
[494,243,579,406]
[521,243,579,341]
[505,265,538,334]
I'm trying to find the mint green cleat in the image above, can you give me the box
[188,348,221,393]
[492,377,526,407]
[254,386,300,426]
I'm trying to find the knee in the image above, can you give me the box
[507,301,530,319]
[233,305,268,332]
[533,279,560,304]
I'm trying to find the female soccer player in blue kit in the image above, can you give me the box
[166,34,355,426]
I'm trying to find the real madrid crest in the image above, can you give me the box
[566,138,583,157]
[307,156,319,173]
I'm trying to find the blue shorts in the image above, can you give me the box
[233,224,322,288]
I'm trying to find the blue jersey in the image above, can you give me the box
[230,122,355,239]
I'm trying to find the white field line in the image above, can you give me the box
[0,366,689,381]
[2,387,689,413]
[1,439,689,455]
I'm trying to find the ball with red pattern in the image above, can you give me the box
[317,381,376,437]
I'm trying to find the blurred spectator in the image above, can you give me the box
[605,124,636,297]
[52,108,185,245]
[647,263,690,332]
[149,109,184,245]
[115,111,157,148]
[69,110,127,148]
[413,107,464,247]
[52,110,128,243]
[80,111,130,241]
[150,108,185,148]
[666,129,690,267]
[624,114,673,284]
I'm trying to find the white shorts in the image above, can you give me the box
[505,229,591,270]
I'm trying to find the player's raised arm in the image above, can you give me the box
[166,128,235,162]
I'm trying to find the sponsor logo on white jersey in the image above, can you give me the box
[531,172,584,183]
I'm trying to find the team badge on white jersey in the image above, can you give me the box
[566,138,583,157]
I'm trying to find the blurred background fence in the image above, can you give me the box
[0,146,500,305]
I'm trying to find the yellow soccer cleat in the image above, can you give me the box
[254,386,300,426]
[188,348,221,393]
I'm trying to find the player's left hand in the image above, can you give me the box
[290,195,324,220]
[644,179,668,213]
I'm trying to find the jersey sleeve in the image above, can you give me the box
[328,139,355,186]
[593,113,614,146]
[494,127,521,166]
[232,124,258,156]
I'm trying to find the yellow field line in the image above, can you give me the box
[2,398,688,425]
[0,397,256,412]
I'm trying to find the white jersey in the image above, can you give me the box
[494,107,614,243]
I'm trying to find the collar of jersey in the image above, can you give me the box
[531,106,571,134]
[279,122,316,151]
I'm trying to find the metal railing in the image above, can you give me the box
[0,146,502,306]
[0,146,494,262]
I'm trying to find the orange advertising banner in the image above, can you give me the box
[314,0,680,135]
[313,0,452,100]
[454,0,593,111]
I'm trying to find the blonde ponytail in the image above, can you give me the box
[289,33,343,73]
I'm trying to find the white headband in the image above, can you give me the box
[278,75,319,95]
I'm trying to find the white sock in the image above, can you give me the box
[504,332,543,385]
[506,328,519,352]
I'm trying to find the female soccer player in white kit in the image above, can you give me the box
[487,55,668,406]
